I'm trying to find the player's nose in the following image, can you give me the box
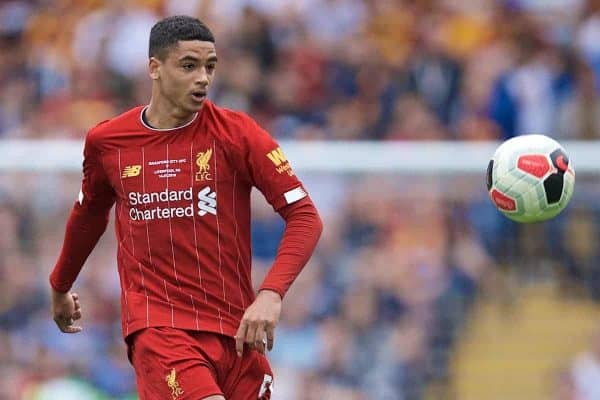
[195,68,210,86]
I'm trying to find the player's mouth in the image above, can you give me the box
[191,91,206,103]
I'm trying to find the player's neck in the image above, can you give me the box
[145,101,198,130]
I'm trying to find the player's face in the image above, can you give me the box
[151,40,217,114]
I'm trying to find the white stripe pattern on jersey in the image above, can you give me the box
[213,140,229,333]
[115,150,132,335]
[165,144,176,327]
[165,144,180,286]
[190,294,198,331]
[141,147,153,326]
[163,279,173,327]
[190,142,208,331]
[232,172,245,309]
[165,143,199,328]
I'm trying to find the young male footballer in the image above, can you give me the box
[49,15,322,400]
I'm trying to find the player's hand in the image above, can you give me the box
[235,289,282,357]
[51,289,83,334]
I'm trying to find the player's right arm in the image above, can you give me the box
[49,130,115,333]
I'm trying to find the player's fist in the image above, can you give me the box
[235,290,282,357]
[51,289,83,334]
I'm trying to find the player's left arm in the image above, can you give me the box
[236,197,322,356]
[234,118,323,356]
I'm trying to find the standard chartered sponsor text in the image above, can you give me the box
[129,188,194,221]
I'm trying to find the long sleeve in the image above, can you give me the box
[237,113,322,298]
[49,204,111,292]
[258,196,323,298]
[49,131,115,293]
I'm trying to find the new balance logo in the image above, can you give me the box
[197,186,217,216]
[122,165,142,178]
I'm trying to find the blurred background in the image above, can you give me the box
[2,0,600,399]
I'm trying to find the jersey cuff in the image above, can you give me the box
[258,286,285,300]
[49,275,71,293]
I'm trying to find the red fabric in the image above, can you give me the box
[129,327,273,400]
[48,101,321,340]
[259,197,323,298]
[49,204,111,292]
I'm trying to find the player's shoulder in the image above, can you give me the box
[86,106,144,143]
[205,101,265,141]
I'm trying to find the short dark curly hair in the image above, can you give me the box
[149,15,215,60]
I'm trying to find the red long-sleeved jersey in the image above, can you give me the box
[50,100,322,339]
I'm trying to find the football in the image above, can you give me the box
[486,134,575,223]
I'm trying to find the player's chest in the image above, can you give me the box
[100,139,234,196]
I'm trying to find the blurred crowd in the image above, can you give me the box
[3,0,600,399]
[4,0,600,141]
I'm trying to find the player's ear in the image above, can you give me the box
[149,57,161,80]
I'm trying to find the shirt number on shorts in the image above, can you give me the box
[258,374,273,399]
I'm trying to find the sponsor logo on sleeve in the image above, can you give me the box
[266,147,294,176]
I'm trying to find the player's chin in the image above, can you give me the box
[186,103,204,114]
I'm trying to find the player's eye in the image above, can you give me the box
[206,64,216,73]
[182,63,195,70]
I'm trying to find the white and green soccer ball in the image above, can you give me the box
[486,134,575,223]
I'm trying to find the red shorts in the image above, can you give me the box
[127,327,273,400]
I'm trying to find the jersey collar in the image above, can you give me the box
[139,106,199,132]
